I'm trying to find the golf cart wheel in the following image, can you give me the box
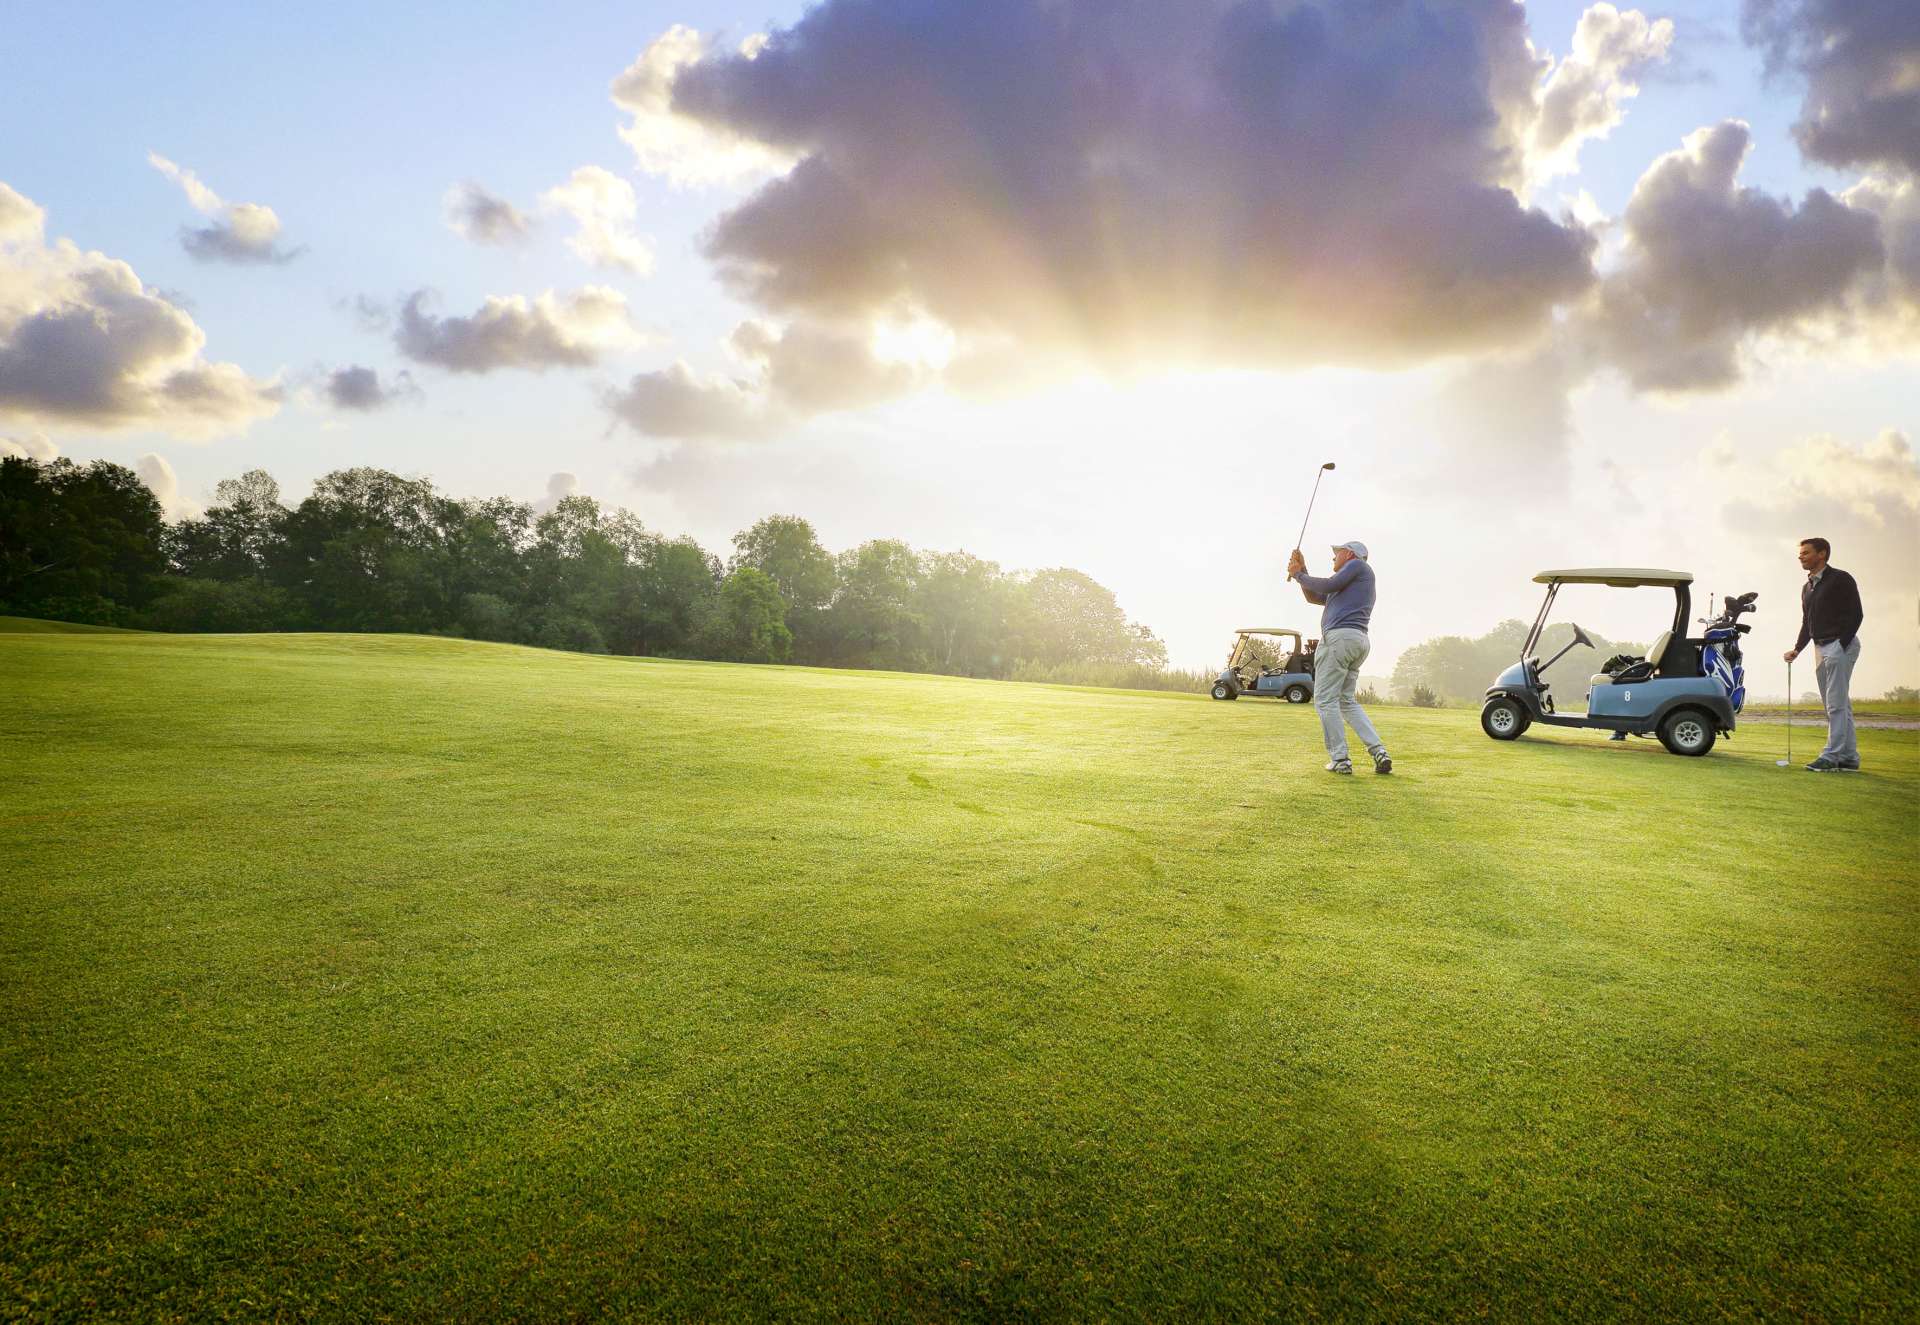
[1285,685,1309,704]
[1657,708,1716,757]
[1211,682,1237,701]
[1481,697,1529,741]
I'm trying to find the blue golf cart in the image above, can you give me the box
[1211,627,1316,702]
[1481,568,1756,756]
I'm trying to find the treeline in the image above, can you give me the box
[0,456,1172,679]
[1391,619,1646,705]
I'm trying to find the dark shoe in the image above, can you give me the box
[1372,752,1393,774]
[1805,756,1841,772]
[1327,760,1353,775]
[1838,759,1861,771]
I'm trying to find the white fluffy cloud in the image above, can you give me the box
[1528,4,1675,185]
[148,153,301,265]
[0,182,282,437]
[0,430,57,461]
[136,452,200,521]
[0,184,45,243]
[533,471,579,514]
[443,182,532,246]
[539,167,653,274]
[394,286,643,373]
[612,26,791,187]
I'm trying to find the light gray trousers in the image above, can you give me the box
[1814,636,1861,763]
[1314,627,1384,763]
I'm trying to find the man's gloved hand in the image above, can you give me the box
[1287,548,1306,577]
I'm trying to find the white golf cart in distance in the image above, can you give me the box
[1481,568,1756,756]
[1211,628,1317,702]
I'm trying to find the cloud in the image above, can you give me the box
[323,364,422,411]
[605,360,771,440]
[394,286,642,373]
[0,430,57,461]
[606,319,926,439]
[340,293,392,332]
[1529,4,1676,184]
[136,452,201,521]
[0,183,45,243]
[443,181,532,246]
[1587,121,1885,390]
[0,182,281,437]
[149,152,302,265]
[533,471,579,514]
[1715,429,1920,669]
[539,166,654,274]
[646,1,1596,376]
[612,26,792,187]
[1743,0,1920,175]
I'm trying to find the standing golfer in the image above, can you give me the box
[1288,541,1390,775]
[1783,537,1864,772]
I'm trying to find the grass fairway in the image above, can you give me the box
[4,628,1916,1321]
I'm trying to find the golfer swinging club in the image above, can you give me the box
[1288,541,1391,775]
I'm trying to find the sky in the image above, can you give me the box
[2,0,1915,693]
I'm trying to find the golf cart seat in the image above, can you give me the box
[1595,631,1672,685]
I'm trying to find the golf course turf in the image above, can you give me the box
[4,625,1916,1320]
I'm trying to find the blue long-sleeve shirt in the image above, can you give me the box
[1294,558,1376,635]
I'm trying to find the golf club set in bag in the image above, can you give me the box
[1264,461,1780,760]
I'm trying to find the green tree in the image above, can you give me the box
[0,457,166,623]
[915,550,1012,676]
[824,539,925,669]
[700,566,792,663]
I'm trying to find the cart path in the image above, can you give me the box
[1739,715,1919,730]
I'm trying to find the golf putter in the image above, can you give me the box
[1776,658,1792,766]
[1287,462,1335,580]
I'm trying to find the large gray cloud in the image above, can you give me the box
[655,0,1598,371]
[0,182,282,436]
[395,287,641,374]
[1589,121,1885,390]
[1743,0,1920,175]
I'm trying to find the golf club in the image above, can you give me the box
[1287,461,1335,580]
[1777,657,1793,766]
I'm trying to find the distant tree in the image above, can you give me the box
[700,566,792,663]
[0,456,166,623]
[1409,684,1441,708]
[915,550,1011,676]
[142,578,297,633]
[825,539,924,669]
[1015,568,1140,667]
[1357,686,1382,705]
[731,515,835,610]
[1884,686,1919,703]
[168,469,287,581]
[268,468,448,632]
[632,535,721,655]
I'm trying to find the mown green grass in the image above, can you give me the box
[3,630,1915,1321]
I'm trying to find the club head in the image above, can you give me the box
[1321,462,1336,470]
[1775,759,1792,766]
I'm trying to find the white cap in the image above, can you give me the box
[1333,540,1369,560]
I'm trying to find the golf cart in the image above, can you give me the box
[1481,569,1756,756]
[1212,628,1316,702]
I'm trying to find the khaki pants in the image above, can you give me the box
[1814,636,1861,763]
[1314,628,1384,764]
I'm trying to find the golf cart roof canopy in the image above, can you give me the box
[1234,627,1305,637]
[1530,568,1694,588]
